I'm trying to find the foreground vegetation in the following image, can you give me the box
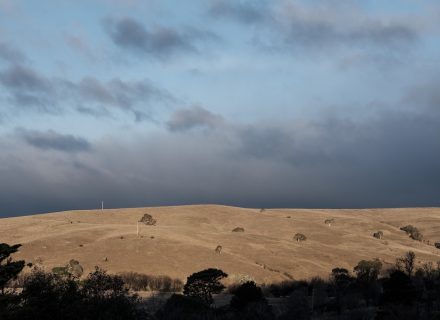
[2,242,440,319]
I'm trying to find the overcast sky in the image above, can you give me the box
[1,0,439,217]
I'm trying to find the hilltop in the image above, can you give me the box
[1,205,439,283]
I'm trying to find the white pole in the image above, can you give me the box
[101,201,104,212]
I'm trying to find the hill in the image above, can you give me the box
[1,205,439,283]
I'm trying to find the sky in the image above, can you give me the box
[0,0,440,217]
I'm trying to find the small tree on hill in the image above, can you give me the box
[294,233,307,242]
[183,268,228,305]
[373,231,383,239]
[0,243,25,294]
[400,225,423,241]
[139,213,156,226]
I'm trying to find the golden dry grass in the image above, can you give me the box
[1,205,440,284]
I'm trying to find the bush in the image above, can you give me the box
[51,260,83,278]
[293,233,307,242]
[400,225,423,241]
[324,219,335,226]
[119,272,183,292]
[230,281,265,310]
[435,242,440,249]
[139,214,156,226]
[232,227,244,232]
[373,231,383,239]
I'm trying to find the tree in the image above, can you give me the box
[294,233,307,242]
[397,251,416,278]
[373,231,383,239]
[183,268,227,305]
[354,259,382,283]
[0,243,25,294]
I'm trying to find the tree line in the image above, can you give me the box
[2,242,440,319]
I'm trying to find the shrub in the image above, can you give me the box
[232,227,244,232]
[294,233,307,242]
[51,260,83,278]
[139,213,156,226]
[230,281,265,310]
[400,225,423,241]
[324,219,335,226]
[435,242,440,249]
[373,231,383,239]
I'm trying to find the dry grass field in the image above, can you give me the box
[1,205,439,284]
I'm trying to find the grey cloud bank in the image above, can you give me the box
[1,93,439,217]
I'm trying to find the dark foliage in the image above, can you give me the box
[230,281,265,310]
[183,268,227,305]
[119,272,183,292]
[4,267,142,320]
[0,243,25,294]
[156,294,215,320]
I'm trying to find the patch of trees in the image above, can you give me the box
[400,225,423,241]
[119,272,183,292]
[5,241,440,320]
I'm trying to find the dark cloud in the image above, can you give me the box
[103,17,210,58]
[0,64,174,119]
[1,84,440,217]
[17,128,91,152]
[0,43,26,64]
[167,106,224,132]
[103,17,219,58]
[0,65,50,92]
[209,1,418,54]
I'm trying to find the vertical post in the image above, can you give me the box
[101,201,104,212]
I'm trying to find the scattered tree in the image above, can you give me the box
[294,233,307,242]
[183,268,227,305]
[400,225,423,241]
[139,213,156,226]
[373,231,383,239]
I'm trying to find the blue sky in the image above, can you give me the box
[1,0,440,216]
